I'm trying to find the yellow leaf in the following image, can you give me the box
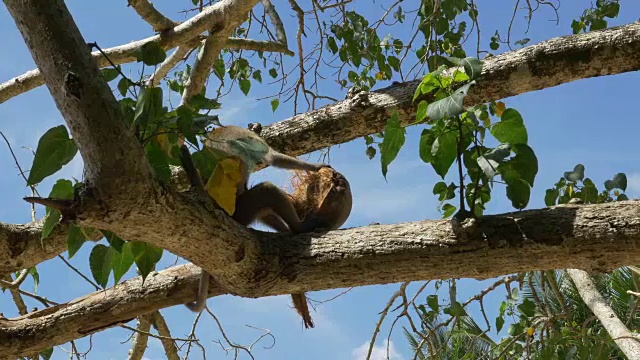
[154,134,173,157]
[205,157,243,215]
[526,327,535,336]
[375,72,385,80]
[495,101,506,117]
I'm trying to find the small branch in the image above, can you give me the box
[128,0,177,32]
[567,269,640,358]
[0,269,29,288]
[127,314,152,360]
[180,32,227,105]
[261,0,288,45]
[146,39,201,87]
[150,311,181,360]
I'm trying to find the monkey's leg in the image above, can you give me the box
[259,212,291,232]
[233,182,305,232]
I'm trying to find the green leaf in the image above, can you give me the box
[213,58,226,80]
[590,18,607,31]
[39,347,54,360]
[112,242,135,284]
[491,109,527,144]
[89,244,114,288]
[117,78,133,97]
[617,194,629,201]
[49,179,75,200]
[419,129,435,164]
[327,37,338,54]
[269,68,278,78]
[506,178,530,209]
[239,78,251,95]
[192,149,219,181]
[544,188,559,206]
[252,70,262,83]
[366,146,376,159]
[271,98,280,113]
[506,144,538,186]
[130,240,163,281]
[67,224,86,259]
[564,164,585,182]
[426,294,439,312]
[103,230,125,253]
[443,301,466,316]
[496,316,505,333]
[137,41,166,66]
[427,82,475,121]
[41,210,61,240]
[133,87,163,131]
[477,144,511,179]
[189,94,221,110]
[416,101,429,122]
[508,323,524,336]
[611,173,627,191]
[430,130,457,179]
[101,68,119,82]
[27,126,78,186]
[388,56,400,71]
[518,298,536,317]
[145,140,171,183]
[461,57,483,80]
[27,266,40,292]
[380,111,406,179]
[442,203,456,218]
[582,178,598,203]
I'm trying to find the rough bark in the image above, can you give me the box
[0,221,70,274]
[567,269,640,358]
[259,22,640,156]
[3,201,640,356]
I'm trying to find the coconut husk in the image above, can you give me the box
[288,167,352,229]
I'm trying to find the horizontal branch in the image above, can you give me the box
[0,0,296,103]
[259,22,640,156]
[4,200,640,356]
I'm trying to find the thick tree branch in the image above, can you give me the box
[180,0,260,104]
[0,220,70,275]
[0,0,291,104]
[567,269,640,358]
[3,200,640,356]
[258,22,640,156]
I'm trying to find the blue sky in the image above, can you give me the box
[1,1,639,359]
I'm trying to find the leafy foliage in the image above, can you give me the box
[374,55,538,216]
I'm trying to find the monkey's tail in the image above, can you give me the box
[291,292,315,328]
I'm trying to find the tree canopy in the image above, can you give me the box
[1,0,639,359]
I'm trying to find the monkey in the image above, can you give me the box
[184,125,332,312]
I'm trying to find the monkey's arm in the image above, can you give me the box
[265,151,329,172]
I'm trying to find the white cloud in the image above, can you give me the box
[352,340,405,360]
